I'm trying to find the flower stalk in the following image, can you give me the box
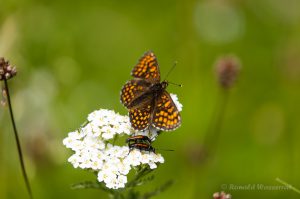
[202,55,241,160]
[1,57,33,199]
[203,88,229,156]
[3,79,33,199]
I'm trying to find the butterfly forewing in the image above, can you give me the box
[152,91,181,131]
[131,51,160,83]
[129,104,152,130]
[120,79,152,109]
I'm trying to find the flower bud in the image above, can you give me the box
[213,191,232,199]
[0,57,17,81]
[215,55,240,89]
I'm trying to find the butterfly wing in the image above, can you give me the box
[120,79,152,109]
[123,51,181,131]
[129,104,152,131]
[131,51,160,83]
[152,91,181,131]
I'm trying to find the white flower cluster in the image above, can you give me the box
[63,109,164,189]
[63,95,183,189]
[170,93,183,112]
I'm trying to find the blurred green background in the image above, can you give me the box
[1,0,300,198]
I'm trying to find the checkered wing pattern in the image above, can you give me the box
[152,91,181,131]
[120,79,151,109]
[129,104,152,130]
[131,51,160,83]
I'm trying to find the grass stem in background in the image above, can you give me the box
[276,178,300,194]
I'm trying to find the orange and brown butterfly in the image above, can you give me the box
[120,51,181,131]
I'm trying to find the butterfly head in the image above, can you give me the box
[161,81,169,89]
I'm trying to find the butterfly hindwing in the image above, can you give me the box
[131,51,160,83]
[129,104,152,131]
[152,91,181,131]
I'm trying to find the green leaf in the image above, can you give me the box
[71,181,114,194]
[71,181,101,190]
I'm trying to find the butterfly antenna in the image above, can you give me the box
[168,81,183,87]
[163,61,178,81]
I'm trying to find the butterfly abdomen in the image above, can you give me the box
[127,90,153,109]
[127,82,166,109]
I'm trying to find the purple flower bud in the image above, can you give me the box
[0,57,17,81]
[215,55,241,89]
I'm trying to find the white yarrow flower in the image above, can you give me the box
[170,93,183,112]
[63,109,165,189]
[63,94,182,189]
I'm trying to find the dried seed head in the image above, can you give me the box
[213,191,232,199]
[0,57,17,81]
[215,55,240,89]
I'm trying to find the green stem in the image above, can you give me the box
[276,178,300,194]
[203,88,229,155]
[126,166,153,188]
[110,190,125,199]
[4,79,33,199]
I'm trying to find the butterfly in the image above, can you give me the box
[120,51,181,131]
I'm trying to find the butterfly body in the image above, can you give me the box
[150,81,168,98]
[121,51,181,131]
[126,81,168,109]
